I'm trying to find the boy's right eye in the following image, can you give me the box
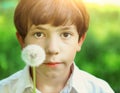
[34,32,45,38]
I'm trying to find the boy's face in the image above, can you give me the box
[17,24,85,76]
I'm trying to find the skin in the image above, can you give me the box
[16,23,86,93]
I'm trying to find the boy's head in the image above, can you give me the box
[14,0,89,40]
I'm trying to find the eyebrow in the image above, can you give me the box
[32,25,75,32]
[36,26,48,30]
[58,25,76,31]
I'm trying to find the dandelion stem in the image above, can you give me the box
[33,67,36,93]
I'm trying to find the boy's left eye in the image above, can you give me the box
[61,32,72,39]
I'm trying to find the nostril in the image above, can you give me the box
[45,45,59,55]
[46,49,59,55]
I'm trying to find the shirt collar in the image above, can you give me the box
[60,63,86,93]
[72,63,89,93]
[23,66,33,88]
[16,66,33,93]
[60,63,74,93]
[60,63,90,93]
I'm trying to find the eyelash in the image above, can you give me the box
[61,32,72,39]
[33,31,72,39]
[33,32,45,38]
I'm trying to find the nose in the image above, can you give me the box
[45,37,60,55]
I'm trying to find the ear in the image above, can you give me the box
[16,32,25,48]
[77,33,86,51]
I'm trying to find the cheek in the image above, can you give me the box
[62,41,79,57]
[24,36,36,45]
[70,49,77,59]
[63,46,78,62]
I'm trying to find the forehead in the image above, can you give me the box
[29,24,77,32]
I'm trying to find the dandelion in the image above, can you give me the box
[21,44,46,67]
[21,44,46,93]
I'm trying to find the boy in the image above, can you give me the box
[0,0,114,93]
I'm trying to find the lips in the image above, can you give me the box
[43,62,62,67]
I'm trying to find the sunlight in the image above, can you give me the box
[84,0,120,6]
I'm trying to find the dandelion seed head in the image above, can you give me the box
[21,44,46,67]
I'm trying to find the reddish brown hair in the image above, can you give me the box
[14,0,89,39]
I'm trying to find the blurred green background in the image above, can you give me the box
[0,0,120,93]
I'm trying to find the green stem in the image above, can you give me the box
[33,67,36,93]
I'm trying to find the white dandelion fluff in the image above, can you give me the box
[21,44,46,67]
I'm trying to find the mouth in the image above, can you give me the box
[43,62,62,67]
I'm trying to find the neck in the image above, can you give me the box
[35,66,72,93]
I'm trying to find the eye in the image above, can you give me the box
[61,32,72,39]
[34,32,45,38]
